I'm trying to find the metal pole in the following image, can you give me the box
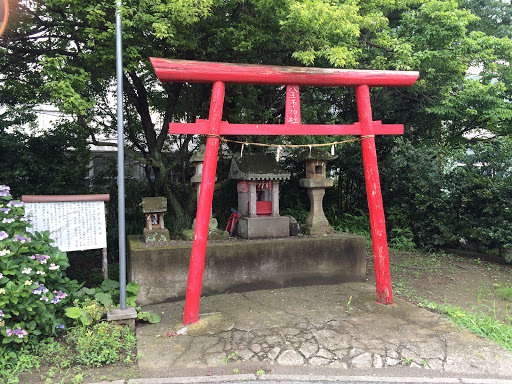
[116,0,127,310]
[356,85,393,305]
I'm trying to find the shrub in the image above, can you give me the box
[69,321,136,367]
[0,185,77,345]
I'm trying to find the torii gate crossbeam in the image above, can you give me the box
[150,58,419,325]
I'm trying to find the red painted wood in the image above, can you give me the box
[151,59,418,314]
[356,85,393,305]
[22,195,110,202]
[150,58,419,88]
[183,81,225,325]
[169,120,403,136]
[254,201,272,216]
[285,85,301,124]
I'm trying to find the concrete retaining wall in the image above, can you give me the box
[127,233,366,306]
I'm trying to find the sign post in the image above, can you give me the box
[23,194,110,279]
[150,58,418,324]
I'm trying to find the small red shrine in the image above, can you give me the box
[229,152,290,238]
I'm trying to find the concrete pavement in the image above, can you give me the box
[130,283,512,382]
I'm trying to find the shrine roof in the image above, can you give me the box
[229,153,291,181]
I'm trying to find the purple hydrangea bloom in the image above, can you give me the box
[51,290,68,304]
[0,231,8,241]
[32,284,49,295]
[6,327,27,338]
[6,201,23,208]
[13,235,31,243]
[0,208,10,214]
[0,186,10,197]
[30,254,50,264]
[0,309,4,317]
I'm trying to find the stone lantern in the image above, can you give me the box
[181,146,228,240]
[299,148,338,235]
[142,197,170,243]
[229,152,291,239]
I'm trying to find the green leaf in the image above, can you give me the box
[126,281,139,295]
[94,292,113,307]
[64,307,82,319]
[101,279,120,291]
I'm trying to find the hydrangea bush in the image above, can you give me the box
[0,185,76,344]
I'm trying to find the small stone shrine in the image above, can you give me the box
[229,152,290,238]
[299,147,338,235]
[181,146,229,241]
[142,197,170,243]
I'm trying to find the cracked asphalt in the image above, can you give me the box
[134,283,512,382]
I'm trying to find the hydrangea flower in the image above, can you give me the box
[20,215,33,224]
[51,290,68,304]
[6,328,27,338]
[0,185,10,197]
[0,309,4,318]
[54,324,65,329]
[0,288,5,294]
[32,284,49,295]
[21,268,32,274]
[30,254,50,264]
[0,249,11,256]
[0,273,2,278]
[0,231,8,241]
[24,280,33,286]
[36,270,45,275]
[40,296,49,302]
[6,201,24,208]
[0,208,10,214]
[13,235,31,243]
[49,263,60,271]
[2,218,14,224]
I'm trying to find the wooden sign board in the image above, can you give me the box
[22,195,109,253]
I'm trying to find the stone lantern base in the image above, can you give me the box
[300,178,335,236]
[302,223,335,236]
[143,228,171,243]
[180,218,229,241]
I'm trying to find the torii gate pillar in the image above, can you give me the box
[357,85,391,303]
[150,58,418,324]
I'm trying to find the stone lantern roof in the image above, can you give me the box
[298,147,338,162]
[190,145,206,163]
[142,197,167,213]
[229,152,291,181]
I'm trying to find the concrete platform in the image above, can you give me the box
[128,232,366,306]
[236,216,290,239]
[135,283,512,381]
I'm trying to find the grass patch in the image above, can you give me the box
[500,287,512,302]
[419,301,512,351]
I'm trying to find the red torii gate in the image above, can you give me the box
[150,58,419,325]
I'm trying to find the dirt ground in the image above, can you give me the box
[377,248,512,325]
[20,247,512,383]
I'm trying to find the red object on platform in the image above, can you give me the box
[149,58,418,325]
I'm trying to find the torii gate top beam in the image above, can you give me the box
[150,58,419,88]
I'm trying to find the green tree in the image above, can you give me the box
[1,0,511,234]
[0,126,90,197]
